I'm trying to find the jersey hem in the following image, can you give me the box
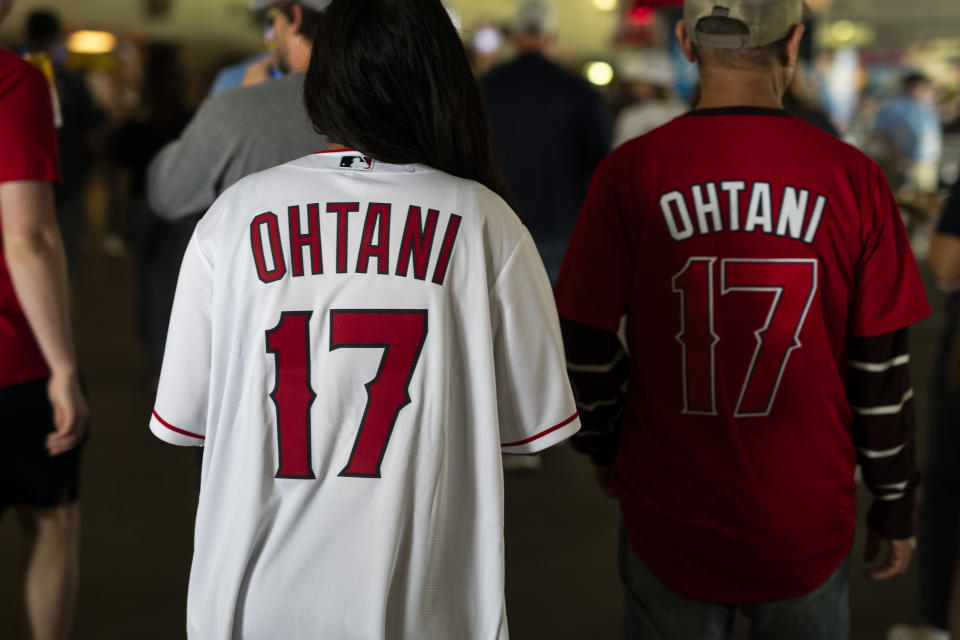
[501,411,580,453]
[624,523,854,604]
[150,409,205,447]
[684,106,792,118]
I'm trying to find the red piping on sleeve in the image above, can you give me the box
[152,409,205,440]
[501,412,579,448]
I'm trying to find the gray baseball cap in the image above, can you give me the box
[249,0,332,12]
[684,0,804,50]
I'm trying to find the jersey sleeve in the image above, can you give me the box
[146,94,234,220]
[850,167,930,337]
[554,154,631,332]
[0,60,59,184]
[150,233,214,446]
[492,231,580,454]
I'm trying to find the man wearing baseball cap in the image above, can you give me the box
[555,1,929,638]
[147,0,331,222]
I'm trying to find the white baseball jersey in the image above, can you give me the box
[149,149,580,640]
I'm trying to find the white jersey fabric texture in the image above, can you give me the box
[150,149,580,640]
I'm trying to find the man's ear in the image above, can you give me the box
[783,23,805,68]
[289,2,305,35]
[675,20,697,63]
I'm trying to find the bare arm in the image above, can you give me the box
[0,180,86,455]
[929,231,960,289]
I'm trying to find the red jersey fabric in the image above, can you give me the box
[0,48,59,387]
[555,108,930,603]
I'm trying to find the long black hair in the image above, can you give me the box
[304,0,508,200]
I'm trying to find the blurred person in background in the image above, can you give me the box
[208,53,267,97]
[875,72,943,200]
[612,50,688,148]
[783,60,839,137]
[480,0,611,283]
[110,44,194,375]
[22,9,103,267]
[467,24,504,77]
[888,175,960,640]
[207,3,285,97]
[147,0,330,224]
[845,90,885,159]
[0,0,88,638]
[555,0,929,637]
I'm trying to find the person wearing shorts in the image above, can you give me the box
[0,1,88,638]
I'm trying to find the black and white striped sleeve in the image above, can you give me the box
[848,328,920,540]
[560,318,630,467]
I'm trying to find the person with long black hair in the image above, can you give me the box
[149,0,580,638]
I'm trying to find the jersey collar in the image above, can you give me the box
[684,106,792,118]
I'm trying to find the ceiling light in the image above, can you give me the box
[585,61,614,86]
[66,30,117,55]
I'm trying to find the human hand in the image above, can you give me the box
[45,370,88,456]
[595,465,615,498]
[241,52,280,87]
[864,529,916,580]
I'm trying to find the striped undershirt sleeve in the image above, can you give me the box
[560,318,630,467]
[848,328,920,539]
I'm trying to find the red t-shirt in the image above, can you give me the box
[0,48,60,387]
[555,107,931,603]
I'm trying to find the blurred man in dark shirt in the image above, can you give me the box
[480,0,611,281]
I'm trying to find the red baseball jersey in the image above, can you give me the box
[555,107,930,603]
[0,48,59,387]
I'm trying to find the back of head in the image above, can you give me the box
[248,1,331,42]
[684,0,803,70]
[304,0,507,199]
[902,72,930,95]
[26,9,61,51]
[512,1,556,39]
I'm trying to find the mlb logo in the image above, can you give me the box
[340,156,375,171]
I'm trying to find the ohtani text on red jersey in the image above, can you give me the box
[660,181,827,243]
[249,202,461,285]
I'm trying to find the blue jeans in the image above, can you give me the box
[918,301,960,629]
[618,525,850,640]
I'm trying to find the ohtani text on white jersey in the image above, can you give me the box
[249,201,462,285]
[660,181,827,244]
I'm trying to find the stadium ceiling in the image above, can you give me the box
[0,0,619,55]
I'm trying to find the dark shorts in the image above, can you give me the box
[0,378,86,516]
